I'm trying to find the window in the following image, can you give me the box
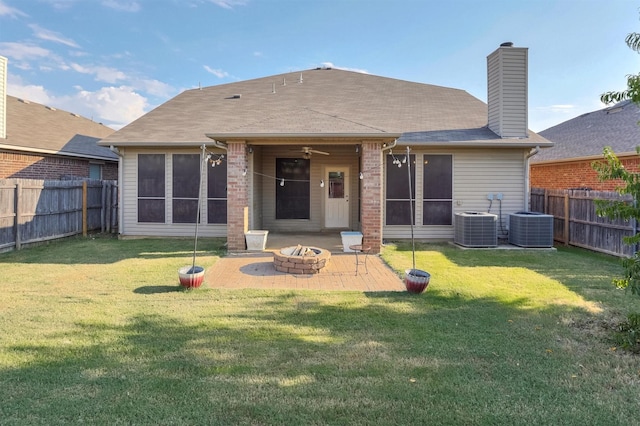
[172,154,200,223]
[423,155,452,225]
[207,159,227,224]
[385,154,415,225]
[89,163,102,179]
[138,154,165,223]
[276,158,310,219]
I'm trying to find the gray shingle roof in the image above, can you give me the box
[2,95,117,161]
[101,68,549,147]
[534,100,640,163]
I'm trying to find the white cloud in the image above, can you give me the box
[29,24,80,49]
[0,41,51,61]
[0,0,28,17]
[8,74,148,129]
[204,65,229,78]
[207,0,246,9]
[72,86,148,126]
[70,63,128,83]
[134,78,174,98]
[101,0,141,12]
[7,78,53,105]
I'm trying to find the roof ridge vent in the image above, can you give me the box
[18,98,30,104]
[45,105,56,111]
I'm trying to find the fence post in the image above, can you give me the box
[564,193,569,246]
[101,181,107,233]
[82,181,87,237]
[15,182,21,250]
[544,189,549,214]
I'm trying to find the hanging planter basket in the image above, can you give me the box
[177,144,209,290]
[178,265,205,289]
[404,268,430,294]
[403,146,430,295]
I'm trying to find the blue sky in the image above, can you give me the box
[0,0,638,131]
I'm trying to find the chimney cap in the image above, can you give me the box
[500,41,514,47]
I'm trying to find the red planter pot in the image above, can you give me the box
[178,266,205,289]
[404,269,430,294]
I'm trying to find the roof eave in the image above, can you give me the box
[0,143,119,162]
[205,132,402,144]
[397,140,554,149]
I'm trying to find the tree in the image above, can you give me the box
[600,32,640,105]
[592,22,640,297]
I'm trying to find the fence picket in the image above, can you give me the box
[0,178,118,252]
[531,188,636,257]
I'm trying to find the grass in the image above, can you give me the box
[1,235,639,425]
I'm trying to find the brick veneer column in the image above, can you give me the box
[360,141,383,254]
[226,141,248,251]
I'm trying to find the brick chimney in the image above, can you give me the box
[0,56,6,139]
[487,42,528,138]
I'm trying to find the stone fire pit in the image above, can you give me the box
[273,245,331,274]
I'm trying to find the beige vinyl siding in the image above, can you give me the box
[249,146,264,229]
[383,148,527,241]
[121,147,227,238]
[487,47,528,138]
[260,145,359,233]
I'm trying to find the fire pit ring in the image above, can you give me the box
[273,245,331,274]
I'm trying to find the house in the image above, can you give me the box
[531,100,640,190]
[99,43,551,253]
[0,56,118,181]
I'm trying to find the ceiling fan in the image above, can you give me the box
[297,146,330,159]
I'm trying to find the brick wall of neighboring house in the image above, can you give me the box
[0,151,118,180]
[360,141,383,254]
[531,156,640,191]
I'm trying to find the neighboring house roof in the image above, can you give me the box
[100,68,549,148]
[2,95,117,161]
[534,100,640,163]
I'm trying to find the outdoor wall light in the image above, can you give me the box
[320,180,325,188]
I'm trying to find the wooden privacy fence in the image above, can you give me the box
[0,179,118,251]
[531,188,636,257]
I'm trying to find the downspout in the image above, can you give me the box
[381,138,397,152]
[109,145,124,235]
[525,146,540,211]
[211,139,228,151]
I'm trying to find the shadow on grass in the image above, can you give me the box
[0,234,228,265]
[1,238,635,423]
[1,289,630,425]
[133,285,183,294]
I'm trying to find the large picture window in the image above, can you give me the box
[172,154,200,223]
[423,155,452,225]
[385,154,415,225]
[276,158,310,220]
[207,159,227,224]
[138,154,165,223]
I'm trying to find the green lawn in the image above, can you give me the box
[1,235,639,425]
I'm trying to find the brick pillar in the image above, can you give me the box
[226,141,248,251]
[360,141,383,254]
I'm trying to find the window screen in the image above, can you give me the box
[207,159,227,224]
[276,158,310,220]
[172,154,200,223]
[138,154,165,223]
[385,154,415,225]
[423,155,453,225]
